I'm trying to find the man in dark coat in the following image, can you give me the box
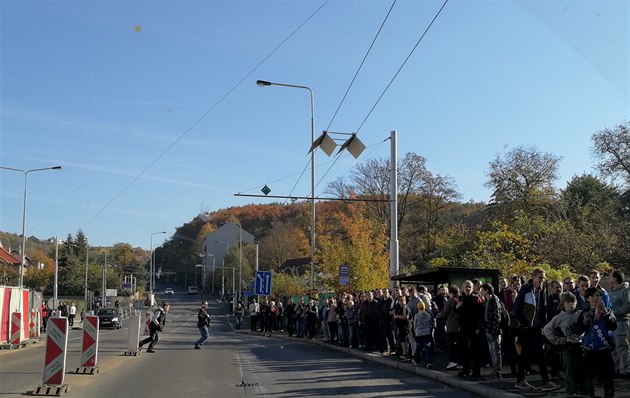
[362,292,380,351]
[455,280,484,378]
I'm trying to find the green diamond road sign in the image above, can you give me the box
[261,185,271,195]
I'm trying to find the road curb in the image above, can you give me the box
[236,328,522,398]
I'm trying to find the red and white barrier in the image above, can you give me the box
[30,310,40,339]
[1,287,30,344]
[11,312,22,346]
[77,315,99,374]
[33,317,68,395]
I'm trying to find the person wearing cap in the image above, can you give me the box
[194,301,211,349]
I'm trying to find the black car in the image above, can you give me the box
[96,307,122,329]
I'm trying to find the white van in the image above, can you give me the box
[187,286,198,295]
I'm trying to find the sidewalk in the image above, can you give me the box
[228,313,629,398]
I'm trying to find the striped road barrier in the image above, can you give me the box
[76,315,99,374]
[33,317,68,396]
[10,312,23,348]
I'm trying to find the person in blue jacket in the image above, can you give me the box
[576,287,617,398]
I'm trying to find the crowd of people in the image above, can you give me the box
[244,268,630,397]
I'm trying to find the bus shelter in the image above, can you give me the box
[390,267,501,293]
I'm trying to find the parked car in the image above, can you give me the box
[165,288,174,295]
[187,286,198,295]
[96,307,121,329]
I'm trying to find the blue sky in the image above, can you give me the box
[1,0,628,249]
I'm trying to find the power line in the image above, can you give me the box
[325,0,397,131]
[235,138,387,198]
[316,0,448,198]
[279,1,397,203]
[356,0,450,133]
[82,0,331,228]
[315,137,389,190]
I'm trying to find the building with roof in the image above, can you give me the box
[201,223,255,265]
[0,246,21,285]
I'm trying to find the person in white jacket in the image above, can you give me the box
[543,292,583,396]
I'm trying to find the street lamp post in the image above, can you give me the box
[101,252,107,307]
[54,237,61,302]
[224,221,243,304]
[256,80,316,291]
[0,165,62,289]
[85,237,89,310]
[222,259,226,298]
[212,256,216,295]
[195,264,203,288]
[200,252,213,292]
[150,231,166,296]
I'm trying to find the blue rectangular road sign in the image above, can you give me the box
[254,271,272,295]
[339,264,350,286]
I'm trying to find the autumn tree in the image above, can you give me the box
[471,220,535,273]
[316,202,389,291]
[269,272,308,298]
[561,174,623,227]
[546,174,630,273]
[592,121,630,185]
[404,172,460,267]
[258,220,308,270]
[326,152,432,229]
[23,267,54,292]
[485,146,561,219]
[0,266,18,286]
[111,242,135,265]
[29,248,53,268]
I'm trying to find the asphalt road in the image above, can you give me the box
[1,295,477,398]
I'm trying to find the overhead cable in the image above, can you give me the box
[82,1,331,228]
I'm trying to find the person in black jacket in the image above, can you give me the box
[513,269,559,391]
[194,301,210,349]
[379,289,395,354]
[455,280,484,378]
[285,299,295,337]
[545,280,562,379]
[362,292,380,351]
[139,301,170,353]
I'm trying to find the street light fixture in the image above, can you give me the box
[150,231,167,296]
[255,82,366,293]
[256,79,316,291]
[0,165,62,289]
